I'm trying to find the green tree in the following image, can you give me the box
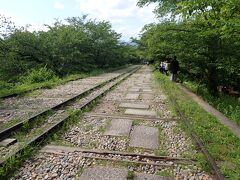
[137,0,240,95]
[0,15,140,83]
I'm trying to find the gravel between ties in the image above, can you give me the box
[12,67,212,179]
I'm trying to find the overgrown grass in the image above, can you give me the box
[156,169,173,177]
[154,126,168,156]
[0,65,128,98]
[183,81,240,126]
[0,74,86,98]
[153,71,240,178]
[0,145,39,179]
[0,67,133,178]
[0,109,82,179]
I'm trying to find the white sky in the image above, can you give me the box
[0,0,157,40]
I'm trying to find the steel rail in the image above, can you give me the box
[0,66,130,99]
[0,66,138,140]
[41,145,195,164]
[0,67,140,167]
[85,113,178,122]
[170,98,224,180]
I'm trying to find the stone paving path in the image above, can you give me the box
[129,125,159,149]
[125,109,157,117]
[134,173,172,180]
[141,93,154,100]
[119,103,150,109]
[79,166,171,180]
[11,66,213,180]
[125,93,140,100]
[79,167,128,180]
[104,119,132,137]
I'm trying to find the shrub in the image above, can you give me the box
[0,81,13,90]
[20,67,59,84]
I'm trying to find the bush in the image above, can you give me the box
[0,81,13,90]
[20,67,59,84]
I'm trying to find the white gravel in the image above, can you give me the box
[12,66,212,179]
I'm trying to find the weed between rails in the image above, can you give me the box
[127,170,134,180]
[0,143,39,179]
[0,109,84,178]
[0,92,100,178]
[0,68,133,178]
[153,71,240,178]
[0,65,128,99]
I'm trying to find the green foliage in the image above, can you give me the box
[20,67,58,84]
[0,15,141,98]
[137,0,240,96]
[154,71,240,178]
[156,169,173,177]
[0,81,13,89]
[0,145,36,179]
[0,15,140,84]
[127,170,134,179]
[184,81,240,126]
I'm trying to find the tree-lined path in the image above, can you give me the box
[0,0,239,179]
[9,66,214,179]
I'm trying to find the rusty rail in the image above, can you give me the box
[170,98,224,180]
[0,66,140,167]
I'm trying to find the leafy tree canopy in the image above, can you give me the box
[137,0,240,95]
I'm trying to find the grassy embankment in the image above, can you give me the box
[154,71,240,179]
[183,81,240,126]
[0,65,128,98]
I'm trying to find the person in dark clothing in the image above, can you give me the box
[169,56,179,81]
[159,61,164,73]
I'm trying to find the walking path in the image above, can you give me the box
[177,84,240,139]
[12,66,212,179]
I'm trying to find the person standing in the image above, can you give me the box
[165,60,170,75]
[169,56,179,81]
[159,61,164,73]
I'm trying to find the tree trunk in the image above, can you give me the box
[207,63,218,96]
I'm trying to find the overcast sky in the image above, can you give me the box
[0,0,157,40]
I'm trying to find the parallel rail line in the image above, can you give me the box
[170,98,224,180]
[85,113,178,122]
[0,66,129,100]
[1,67,223,180]
[41,145,195,164]
[0,66,138,140]
[0,66,140,167]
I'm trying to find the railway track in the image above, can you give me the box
[0,66,140,167]
[0,66,138,140]
[171,98,224,180]
[1,66,224,179]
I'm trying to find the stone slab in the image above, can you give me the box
[128,87,141,92]
[135,83,150,86]
[0,138,17,147]
[130,125,159,149]
[125,109,156,117]
[79,167,128,180]
[142,89,153,93]
[141,93,154,100]
[119,103,149,109]
[104,119,132,137]
[141,87,152,90]
[134,173,172,180]
[125,93,139,100]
